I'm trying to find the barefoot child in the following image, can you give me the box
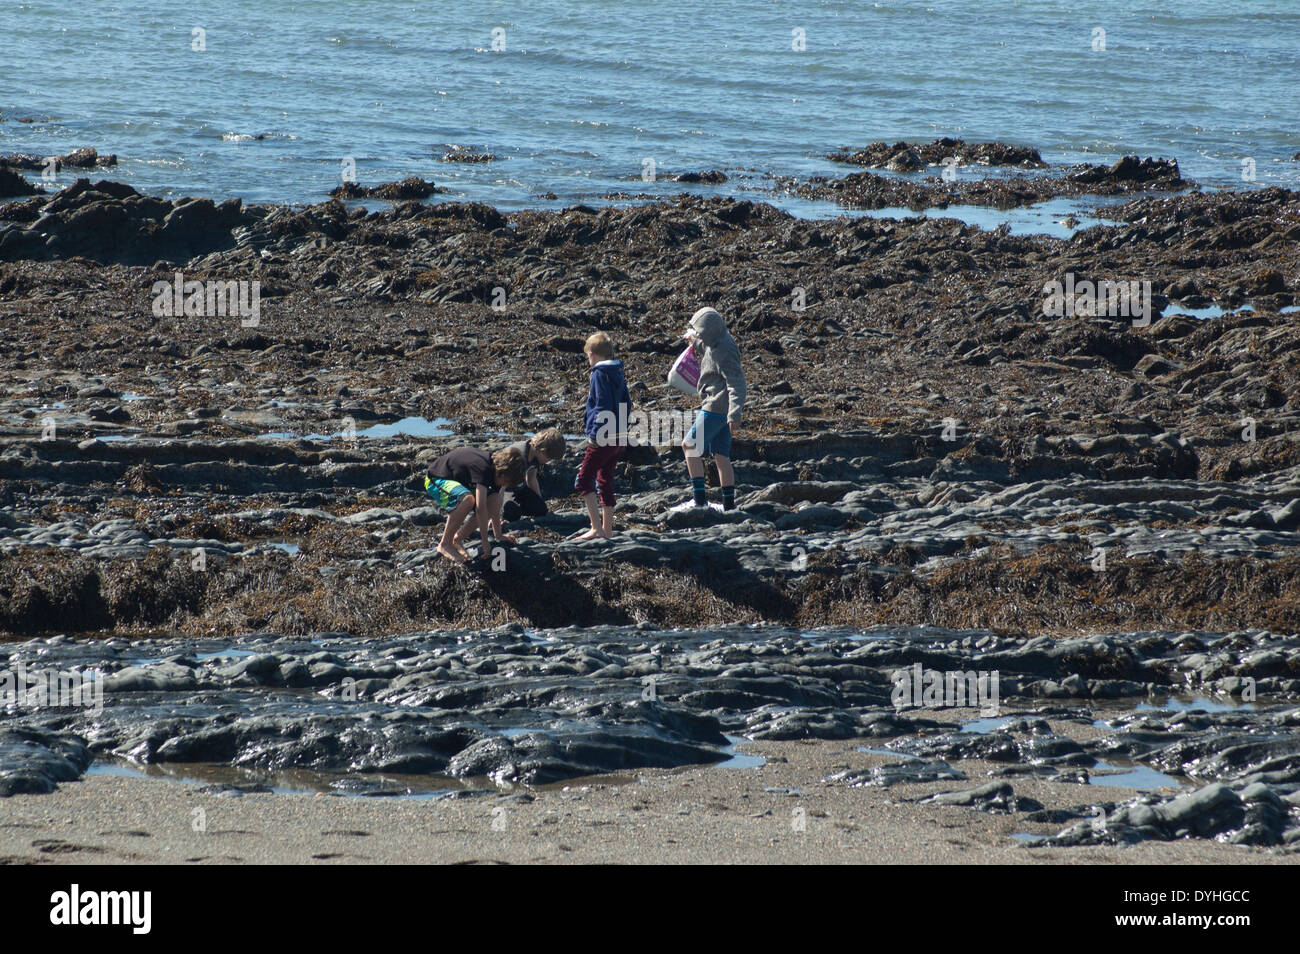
[425,446,526,563]
[500,427,567,522]
[681,306,746,509]
[574,332,632,540]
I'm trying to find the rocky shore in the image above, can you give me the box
[1,145,1297,636]
[2,623,1299,853]
[2,141,1298,858]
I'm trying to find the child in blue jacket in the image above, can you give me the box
[575,331,632,539]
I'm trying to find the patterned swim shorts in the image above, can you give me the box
[424,476,471,511]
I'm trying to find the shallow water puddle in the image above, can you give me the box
[800,628,894,644]
[355,416,456,439]
[85,759,472,800]
[854,196,1116,238]
[1135,695,1253,713]
[258,416,456,441]
[1088,760,1186,791]
[193,647,262,662]
[84,760,318,796]
[961,715,1014,734]
[1093,694,1254,729]
[1167,302,1255,321]
[1010,832,1048,844]
[716,735,766,769]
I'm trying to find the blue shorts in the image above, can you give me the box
[424,476,471,511]
[685,410,731,458]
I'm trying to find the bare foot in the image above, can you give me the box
[437,544,467,564]
[498,532,518,545]
[574,528,608,540]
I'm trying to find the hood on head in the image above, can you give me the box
[687,307,726,346]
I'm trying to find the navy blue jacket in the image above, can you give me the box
[584,360,632,444]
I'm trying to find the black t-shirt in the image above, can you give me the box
[428,448,499,494]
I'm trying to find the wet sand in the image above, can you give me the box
[0,738,1286,865]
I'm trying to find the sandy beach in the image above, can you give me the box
[2,734,1288,866]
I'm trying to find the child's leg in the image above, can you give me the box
[596,447,623,535]
[574,444,600,521]
[715,455,734,486]
[704,415,735,509]
[451,506,478,545]
[438,495,476,562]
[683,415,707,506]
[715,454,736,509]
[573,445,605,539]
[576,446,619,539]
[683,442,705,476]
[582,496,600,535]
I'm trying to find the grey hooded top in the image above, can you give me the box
[687,307,746,424]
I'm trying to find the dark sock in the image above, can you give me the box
[721,486,736,511]
[691,476,707,507]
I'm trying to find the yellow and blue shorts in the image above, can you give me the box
[424,476,471,511]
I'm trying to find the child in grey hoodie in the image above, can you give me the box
[681,306,746,509]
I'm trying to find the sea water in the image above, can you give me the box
[2,0,1297,216]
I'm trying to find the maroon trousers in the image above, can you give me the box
[574,443,625,506]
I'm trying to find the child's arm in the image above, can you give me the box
[474,485,492,552]
[526,468,541,495]
[488,491,516,544]
[489,495,504,538]
[717,347,747,425]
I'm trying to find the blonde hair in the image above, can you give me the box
[584,331,615,360]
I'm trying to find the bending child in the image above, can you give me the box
[425,445,526,563]
[500,427,567,522]
[575,331,632,540]
[681,306,746,509]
